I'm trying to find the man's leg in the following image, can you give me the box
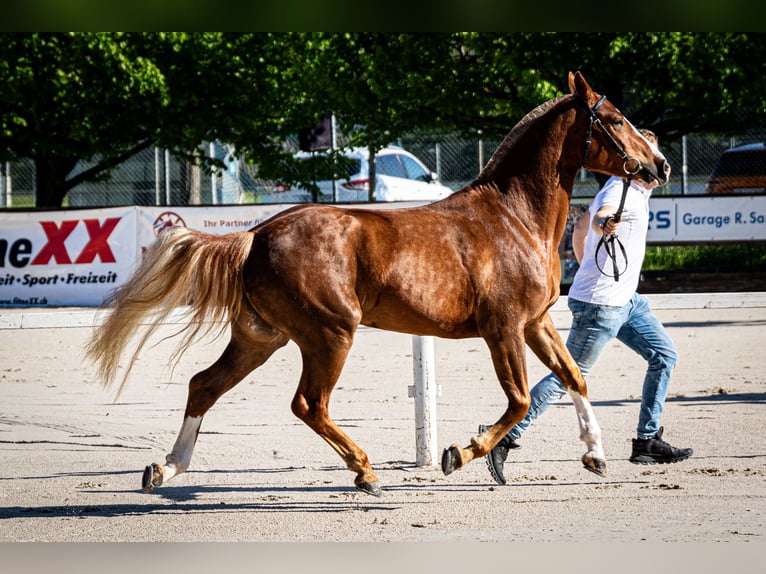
[482,298,627,484]
[617,293,692,464]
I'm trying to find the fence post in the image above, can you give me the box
[681,135,688,195]
[1,161,10,208]
[164,149,171,206]
[209,142,218,205]
[410,335,438,466]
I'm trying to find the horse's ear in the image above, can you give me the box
[569,71,594,102]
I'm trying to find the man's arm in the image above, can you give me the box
[572,213,589,264]
[573,204,619,264]
[591,205,619,237]
[591,177,658,238]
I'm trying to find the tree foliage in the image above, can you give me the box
[2,32,765,207]
[0,33,167,207]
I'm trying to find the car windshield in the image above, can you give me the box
[377,153,430,181]
[400,155,430,181]
[377,154,406,178]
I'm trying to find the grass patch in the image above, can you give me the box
[643,244,766,272]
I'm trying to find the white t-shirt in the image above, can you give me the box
[568,176,652,307]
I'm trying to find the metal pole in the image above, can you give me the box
[1,161,10,208]
[210,142,218,205]
[410,335,438,466]
[331,114,337,203]
[681,135,688,195]
[154,148,161,206]
[435,142,441,181]
[164,149,171,206]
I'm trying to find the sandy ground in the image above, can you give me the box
[0,299,765,546]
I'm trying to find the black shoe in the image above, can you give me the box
[478,424,521,485]
[629,427,693,465]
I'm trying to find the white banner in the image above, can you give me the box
[1,196,764,307]
[0,207,138,307]
[648,195,766,242]
[136,204,294,248]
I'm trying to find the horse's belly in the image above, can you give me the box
[359,289,479,338]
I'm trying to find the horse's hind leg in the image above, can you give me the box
[290,336,382,497]
[524,312,606,476]
[143,313,288,493]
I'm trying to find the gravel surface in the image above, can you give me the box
[1,302,764,544]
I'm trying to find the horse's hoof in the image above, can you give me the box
[581,454,607,477]
[142,463,163,493]
[355,481,383,497]
[441,445,463,476]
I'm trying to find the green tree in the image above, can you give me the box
[451,33,766,141]
[0,33,168,208]
[0,32,306,208]
[3,32,766,207]
[286,33,466,200]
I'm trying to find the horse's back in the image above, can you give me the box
[240,196,550,339]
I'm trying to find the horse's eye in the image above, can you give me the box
[613,120,624,128]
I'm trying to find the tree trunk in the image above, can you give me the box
[180,151,202,205]
[34,156,78,209]
[367,149,378,202]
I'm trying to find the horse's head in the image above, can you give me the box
[568,71,671,186]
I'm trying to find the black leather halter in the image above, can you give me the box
[575,93,642,282]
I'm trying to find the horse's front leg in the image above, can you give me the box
[525,312,606,476]
[442,327,531,476]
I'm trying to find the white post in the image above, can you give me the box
[210,142,218,205]
[1,161,11,207]
[154,148,161,206]
[410,335,438,466]
[331,114,338,203]
[681,134,688,195]
[164,149,171,205]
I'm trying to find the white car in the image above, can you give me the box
[280,146,454,203]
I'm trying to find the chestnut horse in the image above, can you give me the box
[86,71,670,497]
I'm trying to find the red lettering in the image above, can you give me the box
[74,218,120,264]
[31,220,78,265]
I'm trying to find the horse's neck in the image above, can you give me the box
[478,140,579,244]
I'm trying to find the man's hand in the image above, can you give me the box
[592,207,619,236]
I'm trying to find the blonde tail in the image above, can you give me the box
[85,227,254,396]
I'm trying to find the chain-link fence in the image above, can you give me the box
[2,128,766,208]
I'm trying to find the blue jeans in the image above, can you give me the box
[508,292,678,441]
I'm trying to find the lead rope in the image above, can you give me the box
[574,92,644,282]
[594,174,632,281]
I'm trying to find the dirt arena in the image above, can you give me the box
[1,294,764,547]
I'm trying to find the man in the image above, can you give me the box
[480,129,692,486]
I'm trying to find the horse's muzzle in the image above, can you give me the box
[642,159,671,185]
[659,159,672,184]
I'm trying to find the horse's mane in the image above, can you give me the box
[476,94,572,181]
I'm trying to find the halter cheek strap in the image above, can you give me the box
[575,93,641,176]
[575,93,644,282]
[582,95,607,165]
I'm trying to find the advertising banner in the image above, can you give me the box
[0,207,138,307]
[1,196,764,307]
[136,204,293,250]
[648,195,766,242]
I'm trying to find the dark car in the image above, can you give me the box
[705,143,766,194]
